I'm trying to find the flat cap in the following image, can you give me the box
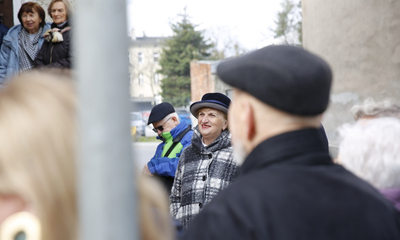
[217,45,332,116]
[147,102,175,125]
[190,92,231,118]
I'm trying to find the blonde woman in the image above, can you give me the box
[0,71,174,240]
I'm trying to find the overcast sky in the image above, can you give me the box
[127,0,286,51]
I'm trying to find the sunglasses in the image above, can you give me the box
[152,117,172,133]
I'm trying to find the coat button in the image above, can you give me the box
[208,153,212,159]
[199,203,203,208]
[202,176,206,181]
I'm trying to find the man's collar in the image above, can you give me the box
[239,128,332,175]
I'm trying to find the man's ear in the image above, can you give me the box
[245,101,256,141]
[172,116,179,123]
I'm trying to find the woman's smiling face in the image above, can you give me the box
[21,9,42,34]
[198,108,228,144]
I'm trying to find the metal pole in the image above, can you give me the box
[74,0,139,239]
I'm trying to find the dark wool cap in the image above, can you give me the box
[190,93,231,118]
[147,102,175,125]
[217,45,332,116]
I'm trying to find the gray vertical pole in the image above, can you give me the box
[74,0,139,239]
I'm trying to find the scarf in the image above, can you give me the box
[18,26,43,72]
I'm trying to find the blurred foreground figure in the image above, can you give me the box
[183,45,400,240]
[0,71,174,240]
[338,117,400,210]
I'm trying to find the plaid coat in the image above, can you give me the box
[170,126,238,229]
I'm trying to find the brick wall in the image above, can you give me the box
[190,61,215,102]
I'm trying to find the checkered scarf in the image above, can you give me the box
[18,27,43,72]
[170,126,238,229]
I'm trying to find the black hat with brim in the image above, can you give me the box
[190,93,231,118]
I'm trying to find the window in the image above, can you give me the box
[138,73,144,85]
[138,52,143,63]
[153,52,160,62]
[154,73,160,85]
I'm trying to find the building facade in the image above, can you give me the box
[129,36,167,111]
[190,60,232,102]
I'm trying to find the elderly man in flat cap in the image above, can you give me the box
[142,102,193,194]
[182,45,400,240]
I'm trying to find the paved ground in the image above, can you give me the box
[132,141,159,171]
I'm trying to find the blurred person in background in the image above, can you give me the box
[351,98,400,121]
[170,93,238,229]
[0,19,9,48]
[0,70,174,240]
[337,117,400,210]
[34,0,72,68]
[182,45,400,240]
[142,102,193,195]
[0,2,50,83]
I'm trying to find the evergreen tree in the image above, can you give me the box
[159,10,213,107]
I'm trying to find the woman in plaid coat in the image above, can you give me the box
[170,93,239,229]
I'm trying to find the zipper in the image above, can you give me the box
[50,45,54,64]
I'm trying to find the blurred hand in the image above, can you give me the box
[142,164,153,176]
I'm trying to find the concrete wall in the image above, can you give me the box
[302,0,400,145]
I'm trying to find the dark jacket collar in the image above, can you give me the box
[51,20,69,29]
[240,128,332,175]
[156,121,190,142]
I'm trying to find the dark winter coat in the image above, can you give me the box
[34,21,71,68]
[0,23,9,48]
[170,126,238,229]
[183,128,400,240]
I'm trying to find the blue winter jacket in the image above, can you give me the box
[0,23,50,83]
[148,122,193,177]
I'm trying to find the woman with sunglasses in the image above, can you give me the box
[170,93,239,229]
